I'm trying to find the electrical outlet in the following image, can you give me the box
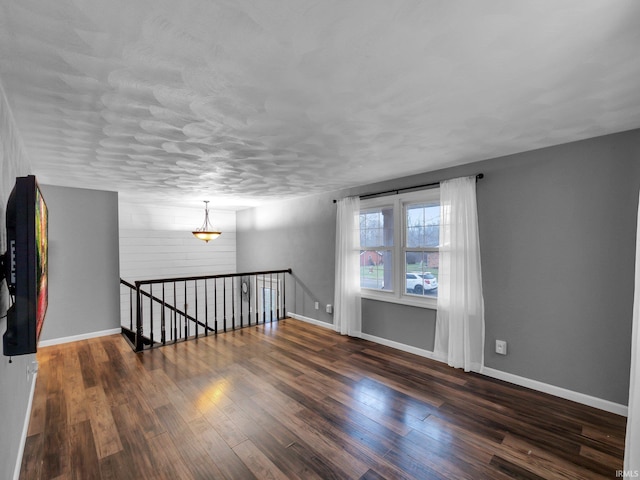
[326,304,333,314]
[314,302,319,310]
[495,340,507,355]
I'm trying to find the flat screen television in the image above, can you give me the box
[2,175,48,356]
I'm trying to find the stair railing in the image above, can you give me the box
[120,269,292,351]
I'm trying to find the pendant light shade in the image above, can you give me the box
[192,201,221,242]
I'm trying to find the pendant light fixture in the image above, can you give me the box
[192,200,221,242]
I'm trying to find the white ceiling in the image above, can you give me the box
[1,0,639,209]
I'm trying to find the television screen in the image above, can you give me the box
[35,185,48,342]
[3,175,48,356]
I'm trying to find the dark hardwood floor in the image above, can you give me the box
[21,318,626,479]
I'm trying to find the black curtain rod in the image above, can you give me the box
[332,173,484,203]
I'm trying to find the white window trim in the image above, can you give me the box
[360,189,439,310]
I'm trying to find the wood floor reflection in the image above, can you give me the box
[21,318,625,479]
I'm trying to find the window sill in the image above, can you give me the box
[360,289,437,310]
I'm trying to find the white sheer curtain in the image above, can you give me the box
[434,176,485,373]
[334,196,362,337]
[624,191,640,471]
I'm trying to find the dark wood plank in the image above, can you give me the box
[84,385,123,459]
[22,319,625,480]
[154,402,229,479]
[146,432,196,480]
[19,432,43,480]
[42,390,68,477]
[68,420,101,480]
[221,398,328,480]
[490,455,549,480]
[76,343,98,389]
[99,450,131,480]
[63,349,90,425]
[188,415,259,480]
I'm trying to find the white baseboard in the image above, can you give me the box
[38,327,121,347]
[14,371,37,480]
[481,367,628,417]
[360,333,438,360]
[286,312,334,330]
[352,332,628,417]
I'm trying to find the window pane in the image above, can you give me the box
[406,203,439,248]
[360,207,394,247]
[360,250,393,291]
[405,251,439,296]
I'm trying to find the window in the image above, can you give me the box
[404,201,440,299]
[359,189,440,308]
[359,206,393,291]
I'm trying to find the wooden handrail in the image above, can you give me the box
[134,268,292,286]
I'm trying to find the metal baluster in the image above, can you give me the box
[269,273,274,323]
[239,277,244,328]
[255,274,259,325]
[262,275,266,324]
[194,279,199,339]
[149,284,154,345]
[282,272,286,320]
[204,279,209,336]
[275,272,280,320]
[173,281,177,343]
[184,281,188,339]
[135,283,143,351]
[223,277,227,332]
[129,287,133,331]
[214,278,218,334]
[161,283,166,345]
[231,276,235,330]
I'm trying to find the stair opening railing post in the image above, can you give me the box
[231,278,236,330]
[183,281,188,339]
[149,284,154,345]
[194,279,199,339]
[214,278,218,334]
[135,282,144,352]
[269,273,273,323]
[239,278,244,328]
[223,278,227,332]
[282,272,286,319]
[261,276,266,324]
[204,279,209,336]
[172,281,177,342]
[255,275,259,325]
[129,288,133,331]
[161,284,166,345]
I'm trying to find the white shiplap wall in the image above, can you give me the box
[119,201,237,282]
[119,229,236,280]
[118,201,237,331]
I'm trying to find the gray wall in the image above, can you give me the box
[362,300,436,351]
[39,185,120,341]
[237,128,640,405]
[237,193,338,324]
[0,81,35,480]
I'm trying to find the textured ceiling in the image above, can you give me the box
[1,0,640,209]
